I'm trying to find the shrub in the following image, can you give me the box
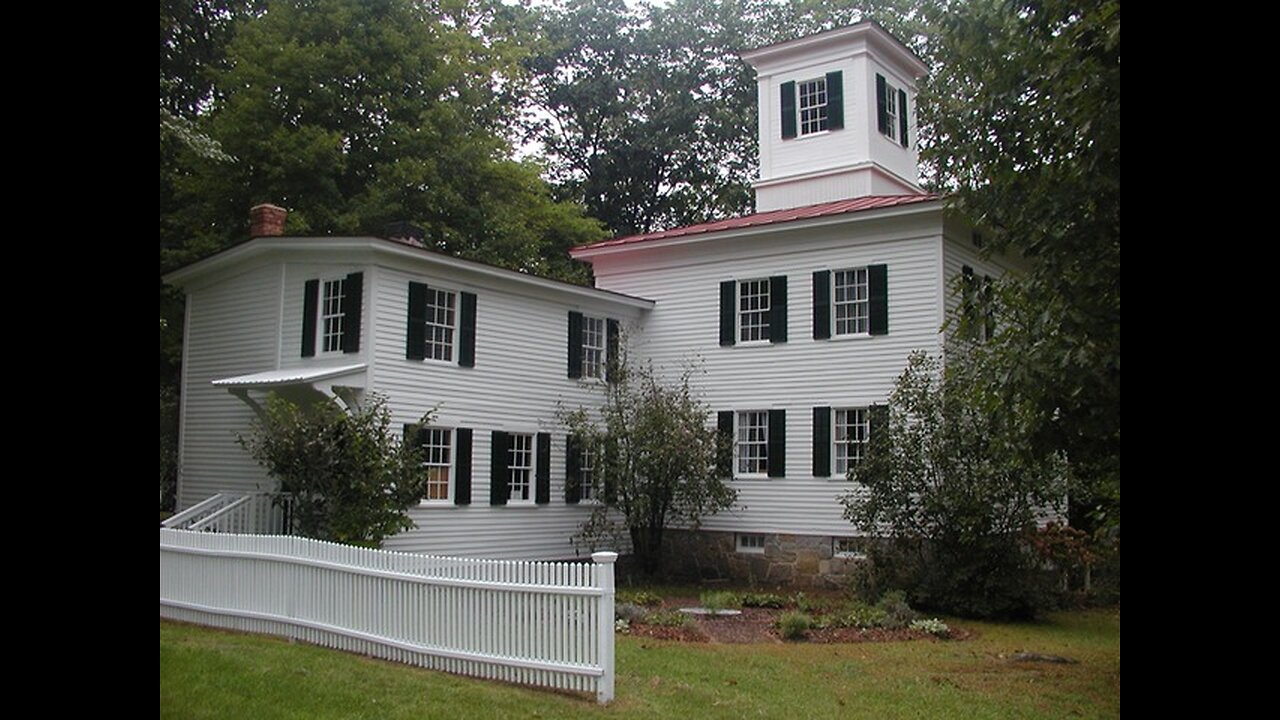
[789,592,834,614]
[699,591,741,613]
[644,609,691,628]
[618,590,664,607]
[831,601,888,629]
[909,618,951,638]
[614,618,630,634]
[615,603,649,623]
[778,612,812,640]
[876,590,919,630]
[740,592,786,608]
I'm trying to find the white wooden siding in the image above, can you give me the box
[587,210,946,536]
[177,265,281,510]
[370,265,644,560]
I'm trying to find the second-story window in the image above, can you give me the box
[320,278,345,353]
[738,279,771,342]
[582,315,606,379]
[425,287,457,361]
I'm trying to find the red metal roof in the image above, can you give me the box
[571,194,942,254]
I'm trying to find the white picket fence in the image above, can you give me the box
[159,528,618,703]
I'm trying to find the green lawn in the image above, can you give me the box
[161,608,1118,719]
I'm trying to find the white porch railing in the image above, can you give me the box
[162,493,288,535]
[159,528,618,704]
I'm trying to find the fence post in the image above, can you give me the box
[591,551,618,705]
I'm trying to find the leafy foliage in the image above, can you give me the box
[698,591,742,612]
[777,611,812,640]
[564,360,737,575]
[919,0,1121,531]
[842,352,1069,618]
[238,394,428,547]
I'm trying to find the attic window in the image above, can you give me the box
[798,78,828,135]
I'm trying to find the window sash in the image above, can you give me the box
[579,445,594,501]
[833,268,869,335]
[798,78,828,135]
[420,428,452,501]
[884,86,899,141]
[320,279,345,353]
[582,315,606,379]
[508,433,533,502]
[834,408,868,475]
[736,410,769,475]
[425,288,457,361]
[738,279,771,342]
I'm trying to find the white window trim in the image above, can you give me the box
[317,276,346,355]
[797,76,829,137]
[883,79,900,143]
[734,410,769,479]
[418,427,454,505]
[578,443,600,503]
[833,537,868,560]
[422,285,459,364]
[506,432,536,505]
[831,267,871,338]
[833,407,869,477]
[581,314,607,381]
[736,278,771,345]
[736,533,766,554]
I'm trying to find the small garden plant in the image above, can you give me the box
[699,591,742,613]
[777,611,812,640]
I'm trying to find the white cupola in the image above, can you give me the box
[741,21,929,212]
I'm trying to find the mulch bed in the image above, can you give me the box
[622,596,974,644]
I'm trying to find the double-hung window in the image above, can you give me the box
[797,77,828,136]
[832,268,869,336]
[738,279,771,343]
[406,282,476,367]
[578,444,595,501]
[507,433,534,503]
[719,276,788,346]
[736,411,769,475]
[424,287,457,362]
[302,272,362,357]
[568,312,618,381]
[875,73,909,148]
[419,427,453,502]
[833,408,868,475]
[319,278,346,353]
[582,316,606,379]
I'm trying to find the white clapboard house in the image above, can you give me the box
[163,21,1014,583]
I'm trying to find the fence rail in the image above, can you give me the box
[159,528,617,703]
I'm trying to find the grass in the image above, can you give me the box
[161,608,1118,719]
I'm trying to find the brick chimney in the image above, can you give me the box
[249,203,288,237]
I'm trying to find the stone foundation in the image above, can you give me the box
[656,529,871,589]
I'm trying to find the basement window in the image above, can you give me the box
[737,533,766,554]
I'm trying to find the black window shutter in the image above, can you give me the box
[898,88,909,147]
[535,432,551,505]
[716,410,735,477]
[459,291,477,367]
[769,275,787,343]
[605,318,620,383]
[812,270,831,340]
[962,265,977,335]
[868,264,889,336]
[406,281,428,360]
[781,80,797,139]
[340,272,363,353]
[869,404,889,444]
[719,280,736,346]
[825,71,844,130]
[489,431,509,506]
[767,409,786,478]
[567,311,584,378]
[875,74,889,135]
[454,428,472,506]
[565,434,581,504]
[301,279,319,357]
[813,407,831,477]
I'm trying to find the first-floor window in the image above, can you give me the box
[579,444,595,501]
[419,428,453,501]
[508,433,533,502]
[736,411,768,475]
[320,278,345,352]
[834,408,868,475]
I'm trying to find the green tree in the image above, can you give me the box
[918,0,1121,530]
[238,394,428,547]
[841,351,1069,619]
[564,362,737,575]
